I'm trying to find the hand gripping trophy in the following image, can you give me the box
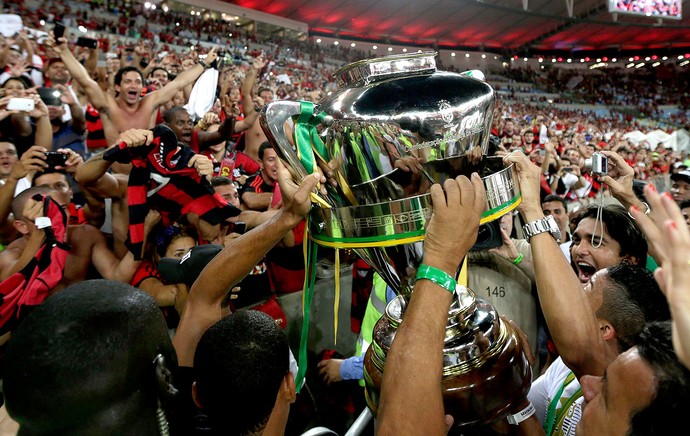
[261,52,531,428]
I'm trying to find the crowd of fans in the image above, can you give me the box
[1,0,690,434]
[501,65,690,123]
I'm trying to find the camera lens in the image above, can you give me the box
[471,221,503,251]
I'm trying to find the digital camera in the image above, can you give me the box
[584,152,608,176]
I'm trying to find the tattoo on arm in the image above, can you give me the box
[87,152,105,163]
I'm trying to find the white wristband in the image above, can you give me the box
[35,217,51,230]
[507,402,535,425]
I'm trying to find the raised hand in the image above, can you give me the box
[424,173,486,276]
[118,129,153,148]
[11,146,49,181]
[188,154,213,181]
[631,185,690,370]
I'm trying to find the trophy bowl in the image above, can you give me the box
[260,52,530,428]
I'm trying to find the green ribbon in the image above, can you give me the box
[349,131,370,181]
[294,101,329,174]
[296,227,319,393]
[363,127,385,175]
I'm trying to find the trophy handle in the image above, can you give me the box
[260,101,309,182]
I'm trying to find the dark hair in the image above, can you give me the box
[1,75,34,89]
[114,66,144,86]
[210,175,233,188]
[194,311,289,435]
[542,194,567,211]
[597,264,670,351]
[148,67,169,78]
[31,168,69,187]
[629,321,690,435]
[571,204,648,265]
[153,224,198,259]
[258,141,273,161]
[680,200,690,210]
[163,105,189,124]
[257,87,272,96]
[4,280,175,430]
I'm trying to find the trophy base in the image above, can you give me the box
[363,294,532,428]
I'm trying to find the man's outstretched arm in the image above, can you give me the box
[504,152,607,379]
[377,174,486,435]
[146,48,219,109]
[173,161,322,367]
[46,35,110,112]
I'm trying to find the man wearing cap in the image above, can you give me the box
[43,58,70,87]
[671,170,690,204]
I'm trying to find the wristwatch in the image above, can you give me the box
[522,215,562,243]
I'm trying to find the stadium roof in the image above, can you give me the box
[227,0,690,56]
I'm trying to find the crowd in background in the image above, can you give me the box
[1,0,690,434]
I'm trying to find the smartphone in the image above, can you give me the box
[563,167,573,173]
[7,98,35,112]
[76,37,98,49]
[38,87,62,106]
[44,152,68,168]
[232,222,247,234]
[54,22,66,39]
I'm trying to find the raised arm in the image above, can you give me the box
[241,190,273,211]
[197,116,235,149]
[240,53,267,125]
[75,129,152,195]
[377,175,485,435]
[173,161,321,367]
[145,48,219,109]
[46,35,110,112]
[0,199,47,281]
[504,152,607,378]
[0,147,48,228]
[90,224,143,283]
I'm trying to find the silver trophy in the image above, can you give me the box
[261,53,530,427]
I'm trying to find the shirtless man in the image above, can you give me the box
[46,34,218,134]
[0,184,143,293]
[240,53,271,162]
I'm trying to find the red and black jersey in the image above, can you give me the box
[233,151,260,177]
[85,105,108,151]
[242,173,274,196]
[67,203,88,226]
[104,125,241,259]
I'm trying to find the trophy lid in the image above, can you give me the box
[335,52,437,89]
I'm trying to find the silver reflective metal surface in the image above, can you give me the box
[261,52,499,211]
[261,53,530,427]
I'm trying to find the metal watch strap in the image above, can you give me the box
[523,219,547,237]
[522,215,560,242]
